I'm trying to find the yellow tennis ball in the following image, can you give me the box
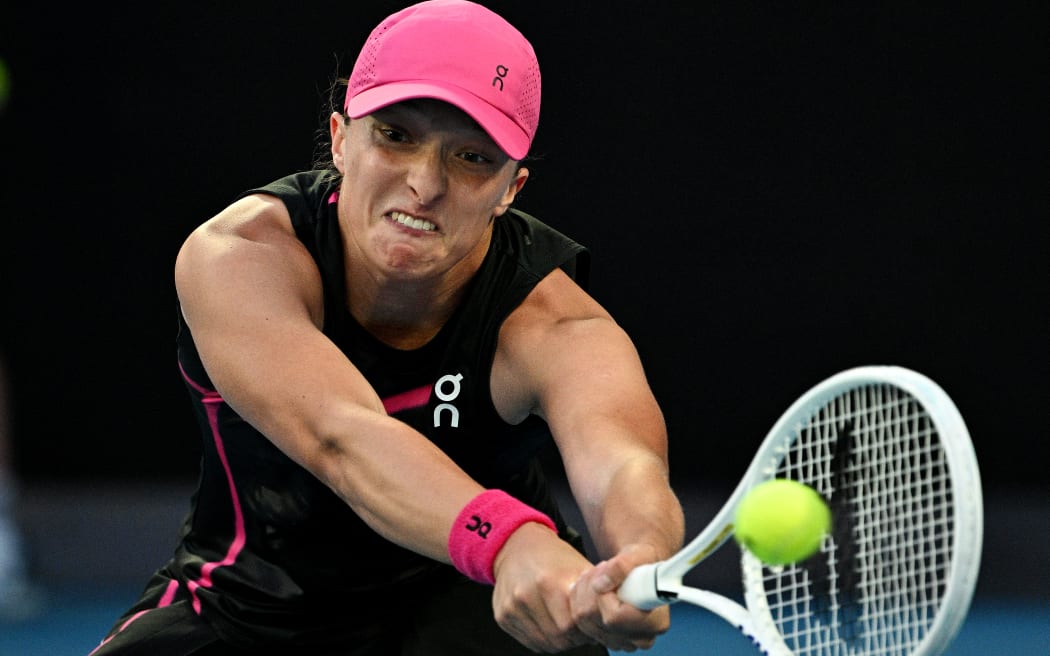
[733,479,831,565]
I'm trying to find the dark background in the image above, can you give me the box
[0,2,1044,504]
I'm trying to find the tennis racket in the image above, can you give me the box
[619,365,983,656]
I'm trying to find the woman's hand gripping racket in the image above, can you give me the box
[619,366,983,656]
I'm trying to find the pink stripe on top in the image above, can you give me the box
[382,384,433,415]
[88,579,180,654]
[178,362,248,615]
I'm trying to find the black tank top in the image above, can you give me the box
[170,170,591,646]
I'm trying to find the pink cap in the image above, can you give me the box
[345,0,540,160]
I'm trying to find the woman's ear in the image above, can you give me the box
[493,166,529,217]
[329,112,347,173]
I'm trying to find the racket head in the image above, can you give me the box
[740,366,983,656]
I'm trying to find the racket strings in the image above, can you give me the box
[762,384,955,655]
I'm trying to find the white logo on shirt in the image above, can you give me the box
[433,373,463,428]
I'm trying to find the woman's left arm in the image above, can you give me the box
[492,268,686,651]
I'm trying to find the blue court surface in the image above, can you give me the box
[4,483,1048,655]
[1,583,1046,655]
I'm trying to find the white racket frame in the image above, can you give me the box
[618,365,983,656]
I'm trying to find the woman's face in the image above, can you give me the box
[331,99,528,282]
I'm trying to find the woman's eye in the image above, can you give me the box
[380,128,408,143]
[459,151,492,165]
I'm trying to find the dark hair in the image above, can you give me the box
[311,70,350,175]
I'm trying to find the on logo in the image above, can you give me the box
[465,514,492,538]
[433,373,463,428]
[492,64,509,91]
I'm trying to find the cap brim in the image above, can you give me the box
[346,81,531,161]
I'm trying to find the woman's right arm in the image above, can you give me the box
[174,193,484,561]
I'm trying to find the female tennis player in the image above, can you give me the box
[89,1,685,654]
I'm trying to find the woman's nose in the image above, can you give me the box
[406,147,448,205]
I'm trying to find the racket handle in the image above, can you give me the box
[618,562,667,610]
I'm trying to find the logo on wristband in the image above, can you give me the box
[466,514,492,538]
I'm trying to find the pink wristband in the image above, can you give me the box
[448,489,557,585]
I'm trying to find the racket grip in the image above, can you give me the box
[618,562,666,610]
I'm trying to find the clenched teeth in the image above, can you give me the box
[390,211,437,232]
